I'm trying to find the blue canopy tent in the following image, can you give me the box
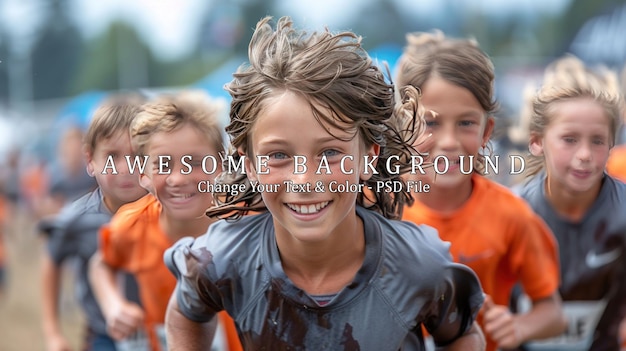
[54,90,109,131]
[193,57,246,101]
[42,91,109,161]
[368,44,403,79]
[192,46,402,99]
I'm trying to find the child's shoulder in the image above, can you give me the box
[604,173,626,202]
[39,189,104,235]
[513,173,543,199]
[476,174,525,201]
[165,212,272,277]
[475,175,539,219]
[363,207,451,263]
[200,212,272,248]
[62,188,103,216]
[371,210,482,294]
[108,194,159,232]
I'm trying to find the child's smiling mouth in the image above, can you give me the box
[286,201,331,214]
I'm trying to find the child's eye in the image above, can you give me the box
[563,137,576,143]
[459,120,476,127]
[154,164,170,173]
[592,138,606,145]
[425,120,438,127]
[269,152,289,160]
[322,149,340,157]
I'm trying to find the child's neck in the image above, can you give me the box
[277,215,365,295]
[544,177,602,222]
[414,178,473,215]
[159,213,214,242]
[103,196,123,214]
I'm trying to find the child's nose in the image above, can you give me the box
[166,168,190,186]
[576,143,592,162]
[437,126,459,151]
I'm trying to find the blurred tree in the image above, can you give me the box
[558,0,624,56]
[30,0,84,100]
[70,21,143,95]
[232,0,277,55]
[151,55,220,88]
[71,21,149,93]
[349,0,407,50]
[72,20,217,93]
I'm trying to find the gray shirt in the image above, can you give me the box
[165,206,484,351]
[40,188,140,335]
[517,173,626,351]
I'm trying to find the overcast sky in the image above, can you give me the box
[0,0,571,60]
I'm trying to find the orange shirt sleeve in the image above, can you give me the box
[100,222,133,271]
[607,146,626,182]
[99,197,149,271]
[218,311,243,351]
[507,205,560,300]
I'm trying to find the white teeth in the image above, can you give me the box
[287,201,330,214]
[173,193,193,199]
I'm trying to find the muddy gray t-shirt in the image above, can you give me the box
[41,189,141,335]
[516,173,626,351]
[165,206,484,351]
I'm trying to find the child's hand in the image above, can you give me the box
[482,295,523,349]
[104,299,145,341]
[45,334,72,351]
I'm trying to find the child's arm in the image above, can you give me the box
[165,293,217,351]
[482,293,565,349]
[40,252,72,351]
[89,251,144,340]
[437,322,484,351]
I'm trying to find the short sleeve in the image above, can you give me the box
[40,213,79,264]
[100,224,132,270]
[424,263,485,347]
[509,212,560,300]
[164,236,224,323]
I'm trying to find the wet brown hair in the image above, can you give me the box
[206,16,426,220]
[395,30,498,173]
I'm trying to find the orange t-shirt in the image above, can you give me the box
[101,194,242,351]
[403,175,559,351]
[607,145,626,182]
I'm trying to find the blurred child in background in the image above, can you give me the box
[517,55,626,351]
[37,127,98,218]
[39,94,147,351]
[90,91,241,351]
[396,31,565,351]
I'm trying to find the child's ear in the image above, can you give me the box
[83,145,95,177]
[139,174,154,194]
[481,116,495,146]
[528,133,544,156]
[240,148,259,183]
[360,143,380,182]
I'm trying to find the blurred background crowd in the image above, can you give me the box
[0,0,625,350]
